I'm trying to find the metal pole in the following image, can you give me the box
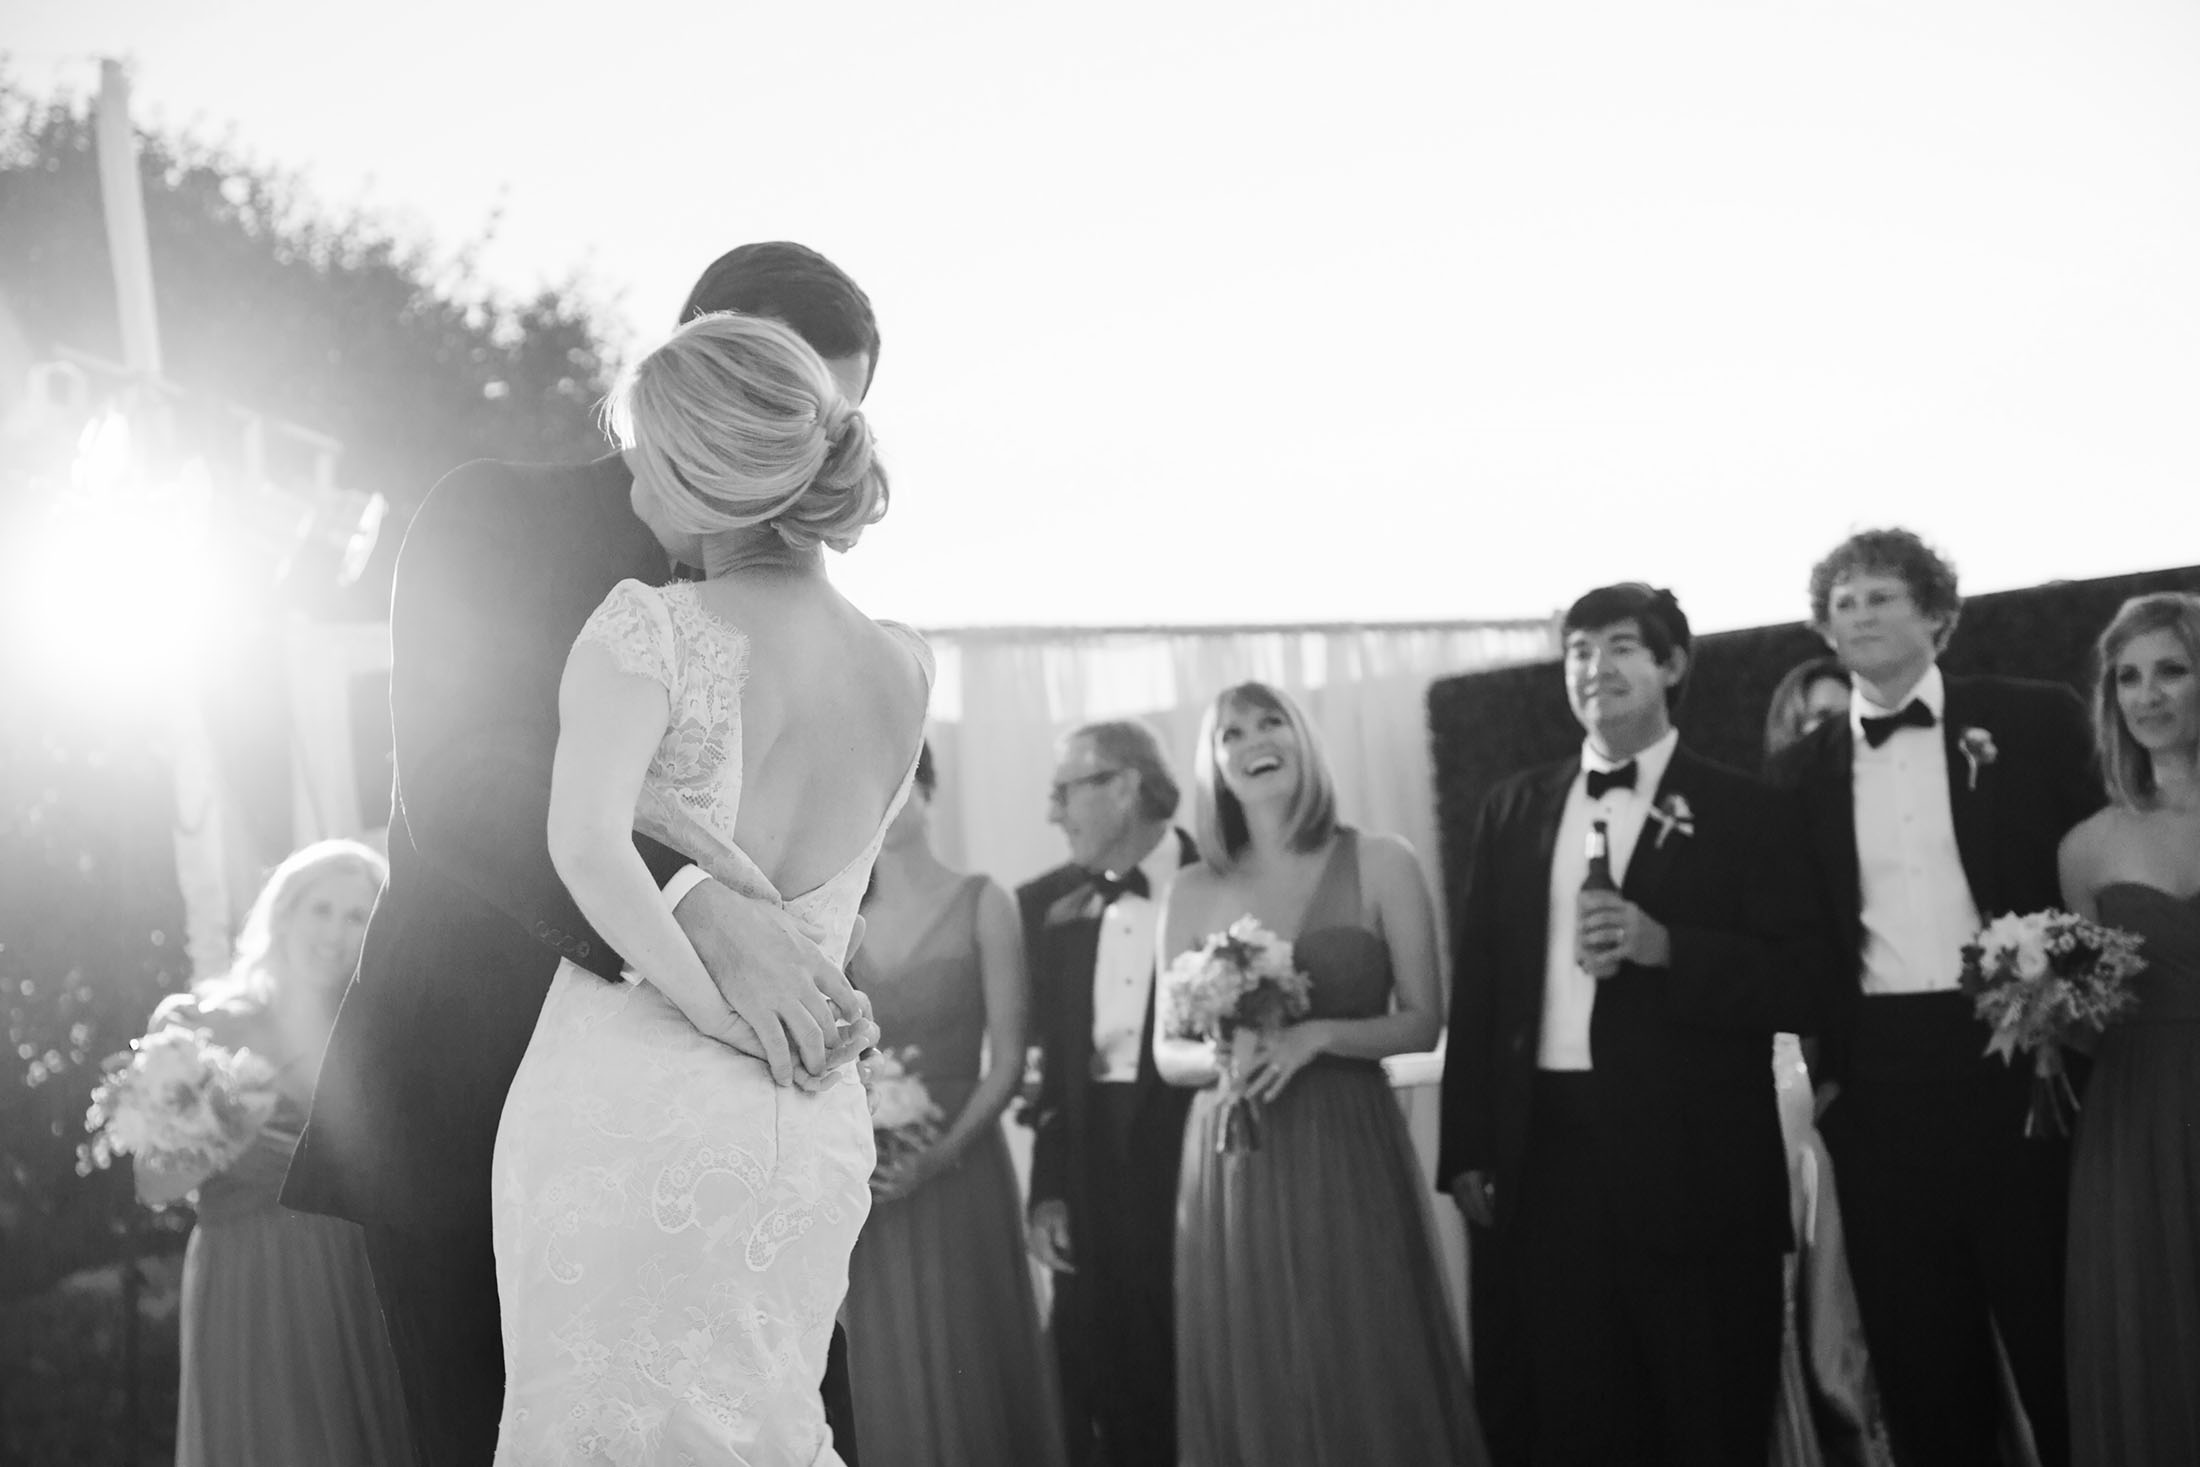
[95,60,163,377]
[119,1216,140,1467]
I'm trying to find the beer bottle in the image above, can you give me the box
[1578,819,1617,970]
[1582,819,1616,894]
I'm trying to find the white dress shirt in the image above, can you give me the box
[1091,838,1184,1083]
[1538,727,1681,1071]
[1851,665,1979,995]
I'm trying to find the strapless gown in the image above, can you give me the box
[2065,882,2200,1467]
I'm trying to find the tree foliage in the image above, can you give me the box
[0,69,622,608]
[0,71,625,1451]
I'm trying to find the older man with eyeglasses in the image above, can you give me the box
[1017,719,1198,1467]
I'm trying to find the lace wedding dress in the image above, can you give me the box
[491,579,930,1467]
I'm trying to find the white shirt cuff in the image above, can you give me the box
[661,863,711,912]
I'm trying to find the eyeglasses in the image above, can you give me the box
[1047,768,1126,807]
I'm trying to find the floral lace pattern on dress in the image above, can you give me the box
[575,579,756,894]
[495,579,933,1466]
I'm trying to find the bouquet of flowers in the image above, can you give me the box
[1958,909,2145,1138]
[867,1046,945,1185]
[78,1025,279,1187]
[1160,916,1313,1154]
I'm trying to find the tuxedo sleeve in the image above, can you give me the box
[390,464,688,983]
[2040,682,2106,832]
[1655,782,1824,1035]
[1025,925,1071,1212]
[1436,788,1505,1188]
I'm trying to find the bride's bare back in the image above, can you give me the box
[696,572,931,897]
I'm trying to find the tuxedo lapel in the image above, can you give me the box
[1810,719,1862,923]
[1040,890,1103,1077]
[1622,748,1691,912]
[1940,679,1997,915]
[1516,762,1577,1008]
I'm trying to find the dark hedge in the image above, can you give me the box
[1425,565,2200,930]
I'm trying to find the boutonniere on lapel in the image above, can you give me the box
[1959,726,1999,791]
[1647,792,1696,849]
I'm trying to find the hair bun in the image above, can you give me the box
[616,311,893,553]
[772,405,889,552]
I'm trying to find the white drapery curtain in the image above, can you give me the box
[917,618,1555,1355]
[917,620,1554,892]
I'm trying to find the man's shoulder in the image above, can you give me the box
[1015,861,1087,908]
[414,453,623,530]
[1669,743,1773,800]
[1947,671,2082,713]
[1478,757,1573,820]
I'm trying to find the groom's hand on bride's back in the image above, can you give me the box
[674,879,877,1086]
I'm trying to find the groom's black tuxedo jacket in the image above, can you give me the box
[1766,673,2102,1091]
[1020,832,1200,1229]
[1437,744,1824,1258]
[285,453,688,1230]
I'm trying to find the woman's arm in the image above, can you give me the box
[2059,815,2102,920]
[545,641,748,1045]
[1153,874,1223,1087]
[876,881,1029,1199]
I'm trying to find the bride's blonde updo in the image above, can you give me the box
[608,311,888,553]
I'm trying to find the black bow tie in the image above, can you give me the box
[1860,699,1936,748]
[1585,763,1638,800]
[1091,868,1151,906]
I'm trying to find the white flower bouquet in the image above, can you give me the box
[868,1045,944,1182]
[1958,909,2145,1138]
[1160,916,1313,1153]
[78,1025,279,1187]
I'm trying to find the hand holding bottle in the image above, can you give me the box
[1576,819,1671,977]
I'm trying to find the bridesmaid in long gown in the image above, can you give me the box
[842,744,1067,1467]
[2057,591,2200,1467]
[135,840,413,1467]
[1155,681,1486,1467]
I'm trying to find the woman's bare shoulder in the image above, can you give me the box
[2060,804,2126,867]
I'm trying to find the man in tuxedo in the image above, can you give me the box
[1769,528,2101,1467]
[283,243,882,1467]
[1437,583,1821,1467]
[1019,720,1197,1467]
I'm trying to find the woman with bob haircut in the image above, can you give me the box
[1155,680,1486,1465]
[137,839,413,1467]
[2055,590,2200,1467]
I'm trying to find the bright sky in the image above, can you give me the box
[15,0,2200,632]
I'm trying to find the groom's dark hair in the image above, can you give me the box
[679,242,880,394]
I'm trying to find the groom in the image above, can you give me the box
[1770,528,2101,1467]
[284,243,882,1467]
[1437,583,1821,1466]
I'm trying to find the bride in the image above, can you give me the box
[490,310,932,1465]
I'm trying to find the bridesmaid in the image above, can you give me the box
[842,744,1067,1467]
[2056,591,2200,1467]
[136,839,413,1467]
[1155,681,1486,1467]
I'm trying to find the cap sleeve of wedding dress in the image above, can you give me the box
[574,578,683,698]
